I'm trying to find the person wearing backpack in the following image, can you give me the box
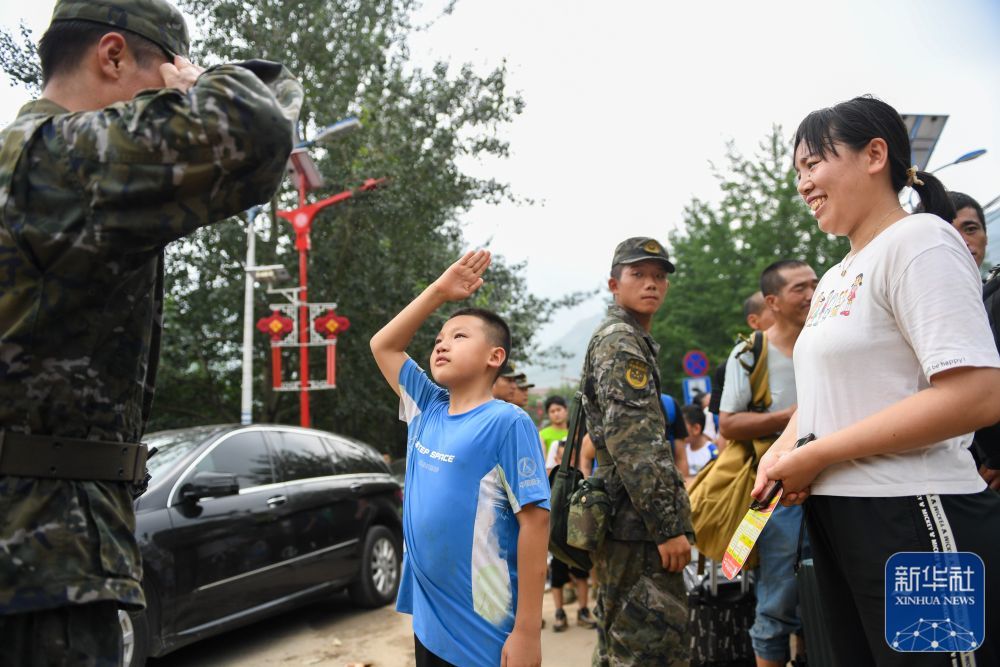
[719,260,817,667]
[709,291,776,435]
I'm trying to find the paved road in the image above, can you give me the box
[151,591,597,666]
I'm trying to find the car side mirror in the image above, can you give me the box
[180,471,240,502]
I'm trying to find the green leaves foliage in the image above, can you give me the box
[147,0,577,452]
[0,21,40,94]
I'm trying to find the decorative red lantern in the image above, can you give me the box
[257,311,295,388]
[314,311,351,339]
[257,311,294,340]
[313,311,351,387]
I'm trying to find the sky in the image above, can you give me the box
[2,0,999,357]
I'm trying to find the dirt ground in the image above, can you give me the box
[154,590,597,666]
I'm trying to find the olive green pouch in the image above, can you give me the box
[567,477,612,552]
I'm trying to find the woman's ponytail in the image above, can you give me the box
[910,170,956,222]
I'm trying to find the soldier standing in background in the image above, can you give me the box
[0,0,301,662]
[492,363,519,402]
[582,237,693,666]
[512,374,533,409]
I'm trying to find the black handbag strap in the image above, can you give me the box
[794,509,808,574]
[643,338,679,465]
[558,390,586,474]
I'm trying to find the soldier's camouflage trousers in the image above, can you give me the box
[0,601,121,667]
[592,538,690,667]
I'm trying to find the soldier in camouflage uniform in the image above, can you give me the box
[0,1,302,663]
[582,237,695,666]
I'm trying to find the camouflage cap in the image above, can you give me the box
[515,377,534,390]
[51,0,190,58]
[499,362,519,379]
[611,237,675,274]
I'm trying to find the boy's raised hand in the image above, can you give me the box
[433,250,491,301]
[369,249,492,395]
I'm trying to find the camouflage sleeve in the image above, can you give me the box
[50,62,302,250]
[593,333,694,544]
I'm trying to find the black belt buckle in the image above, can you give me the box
[130,443,149,483]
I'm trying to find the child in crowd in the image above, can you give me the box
[541,395,570,471]
[370,250,549,667]
[680,404,718,481]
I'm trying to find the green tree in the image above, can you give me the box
[0,21,40,94]
[0,2,583,455]
[652,127,849,396]
[159,0,589,453]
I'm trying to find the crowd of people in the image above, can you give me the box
[371,95,1000,667]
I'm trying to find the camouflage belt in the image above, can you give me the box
[0,431,148,483]
[595,447,614,467]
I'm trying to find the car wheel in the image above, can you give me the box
[120,583,156,667]
[119,608,149,667]
[349,525,401,608]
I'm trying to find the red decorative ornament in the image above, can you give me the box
[313,310,350,388]
[257,311,294,389]
[256,311,294,341]
[314,311,351,339]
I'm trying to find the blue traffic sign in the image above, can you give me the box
[682,376,712,406]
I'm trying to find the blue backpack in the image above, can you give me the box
[659,393,678,445]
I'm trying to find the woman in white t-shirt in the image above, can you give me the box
[751,96,1000,666]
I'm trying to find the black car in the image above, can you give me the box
[121,424,403,666]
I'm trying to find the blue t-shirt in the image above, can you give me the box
[396,359,550,667]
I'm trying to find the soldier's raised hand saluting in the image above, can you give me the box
[160,55,205,92]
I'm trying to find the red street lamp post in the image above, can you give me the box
[274,175,384,427]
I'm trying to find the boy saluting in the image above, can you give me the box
[371,250,549,667]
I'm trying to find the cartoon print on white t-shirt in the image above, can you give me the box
[806,273,864,327]
[841,274,863,315]
[806,293,826,327]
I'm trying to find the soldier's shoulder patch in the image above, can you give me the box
[625,358,650,390]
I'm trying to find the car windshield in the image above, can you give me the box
[144,426,229,479]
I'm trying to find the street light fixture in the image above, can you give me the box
[931,148,987,174]
[272,115,384,427]
[240,206,290,426]
[296,116,361,149]
[240,116,367,425]
[247,264,290,285]
[904,147,988,211]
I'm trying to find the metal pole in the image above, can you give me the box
[298,174,311,427]
[240,209,257,425]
